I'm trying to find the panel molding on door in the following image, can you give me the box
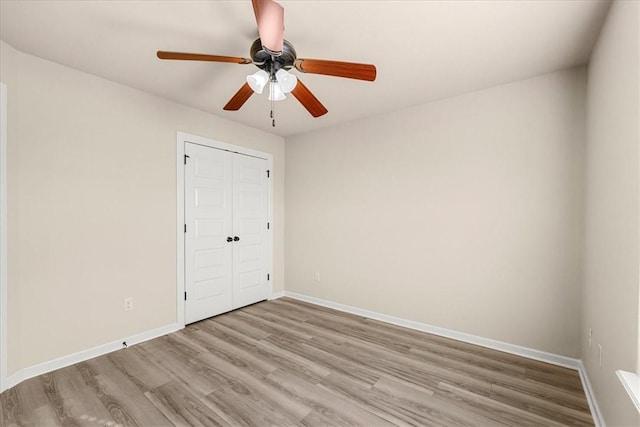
[184,141,269,324]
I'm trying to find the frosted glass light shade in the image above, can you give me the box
[247,70,269,94]
[275,69,297,93]
[268,82,286,101]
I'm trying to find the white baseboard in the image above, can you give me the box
[283,291,603,425]
[579,361,605,427]
[4,322,181,391]
[2,290,282,392]
[284,291,581,369]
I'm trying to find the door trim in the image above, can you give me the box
[176,132,273,327]
[1,82,8,392]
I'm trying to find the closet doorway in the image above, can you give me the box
[177,133,272,325]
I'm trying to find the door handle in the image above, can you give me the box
[233,236,240,241]
[226,237,233,242]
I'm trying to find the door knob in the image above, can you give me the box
[226,237,233,242]
[233,236,240,241]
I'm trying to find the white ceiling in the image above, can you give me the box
[0,0,610,137]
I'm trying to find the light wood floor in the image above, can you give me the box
[1,298,594,426]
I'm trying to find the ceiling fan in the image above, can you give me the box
[157,0,377,125]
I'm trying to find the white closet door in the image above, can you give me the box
[185,143,233,324]
[232,154,269,308]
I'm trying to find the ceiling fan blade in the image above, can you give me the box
[251,0,284,54]
[223,82,254,111]
[157,51,252,64]
[294,58,377,81]
[291,79,328,118]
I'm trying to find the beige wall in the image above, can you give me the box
[2,7,638,423]
[286,68,586,358]
[0,41,285,374]
[582,0,640,425]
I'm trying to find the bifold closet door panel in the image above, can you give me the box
[232,154,269,308]
[185,143,233,324]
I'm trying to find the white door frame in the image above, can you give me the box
[176,132,273,327]
[1,82,8,392]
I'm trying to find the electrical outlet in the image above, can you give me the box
[588,328,592,349]
[314,272,320,282]
[123,297,133,312]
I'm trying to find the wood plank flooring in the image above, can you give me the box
[0,298,594,426]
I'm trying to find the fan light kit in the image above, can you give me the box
[247,69,297,96]
[156,0,377,127]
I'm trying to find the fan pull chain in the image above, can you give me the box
[270,83,276,127]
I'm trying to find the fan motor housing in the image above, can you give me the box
[250,38,297,71]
